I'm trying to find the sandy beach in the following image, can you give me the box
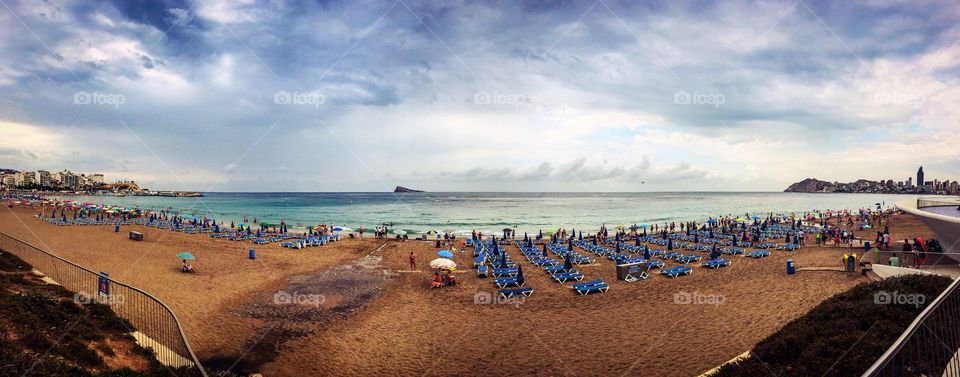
[0,206,938,376]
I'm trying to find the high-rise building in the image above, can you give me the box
[53,170,78,189]
[14,171,33,186]
[34,170,51,187]
[917,166,924,188]
[907,177,913,187]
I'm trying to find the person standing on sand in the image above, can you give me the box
[359,226,364,238]
[409,252,417,270]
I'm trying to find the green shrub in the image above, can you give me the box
[715,274,953,377]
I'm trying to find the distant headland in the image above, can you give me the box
[393,186,424,193]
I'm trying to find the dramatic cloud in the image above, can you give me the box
[0,0,958,191]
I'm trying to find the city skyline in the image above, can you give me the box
[1,1,958,192]
[2,164,956,194]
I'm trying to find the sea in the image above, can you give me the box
[46,192,918,235]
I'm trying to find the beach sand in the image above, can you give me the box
[0,207,938,376]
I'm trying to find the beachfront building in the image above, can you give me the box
[33,170,51,187]
[14,171,33,186]
[1,174,14,187]
[52,170,79,189]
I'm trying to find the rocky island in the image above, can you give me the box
[393,186,424,193]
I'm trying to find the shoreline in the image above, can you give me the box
[3,191,928,237]
[0,198,945,376]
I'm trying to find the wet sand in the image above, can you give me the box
[0,206,938,376]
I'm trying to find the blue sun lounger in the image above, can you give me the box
[645,260,665,269]
[531,257,558,266]
[494,277,524,288]
[572,280,609,295]
[662,251,681,260]
[701,258,731,269]
[722,247,744,255]
[492,267,518,277]
[544,264,570,274]
[499,287,534,299]
[476,265,489,277]
[747,250,770,258]
[661,265,693,277]
[552,271,584,282]
[676,254,702,264]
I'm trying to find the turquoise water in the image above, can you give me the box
[47,192,917,234]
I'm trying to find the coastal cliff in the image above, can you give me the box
[784,178,837,193]
[393,186,424,193]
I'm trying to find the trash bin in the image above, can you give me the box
[248,248,256,260]
[114,225,120,232]
[786,259,795,274]
[863,241,871,252]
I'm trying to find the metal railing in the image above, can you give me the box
[863,277,960,376]
[0,231,207,376]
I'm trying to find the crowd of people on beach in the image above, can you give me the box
[3,191,952,274]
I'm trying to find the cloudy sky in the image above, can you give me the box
[0,0,958,192]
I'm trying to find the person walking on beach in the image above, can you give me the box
[409,252,417,270]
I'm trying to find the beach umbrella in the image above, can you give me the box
[429,258,456,270]
[176,252,196,260]
[542,243,548,256]
[578,232,583,241]
[437,250,454,258]
[707,219,717,224]
[667,239,673,250]
[635,237,640,247]
[616,243,621,254]
[567,239,573,251]
[563,255,573,272]
[643,246,650,260]
[516,264,524,284]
